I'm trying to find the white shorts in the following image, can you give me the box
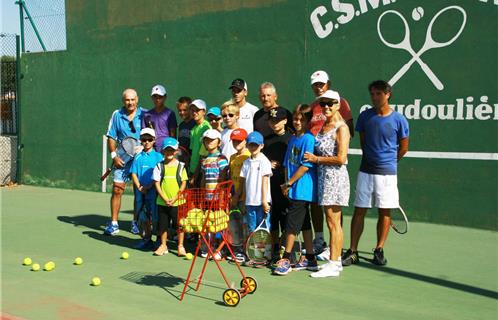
[354,172,399,209]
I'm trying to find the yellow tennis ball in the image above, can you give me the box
[23,257,32,266]
[47,261,55,268]
[184,226,193,233]
[44,263,54,271]
[91,277,101,286]
[74,257,83,265]
[209,225,216,232]
[121,252,129,259]
[185,253,193,260]
[31,263,40,271]
[179,218,186,227]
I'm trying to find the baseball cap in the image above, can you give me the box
[230,128,248,141]
[161,137,179,150]
[268,107,288,121]
[228,78,248,91]
[190,99,207,110]
[140,127,156,138]
[246,131,264,146]
[202,129,222,140]
[151,84,167,96]
[318,90,341,103]
[310,70,329,85]
[207,106,221,118]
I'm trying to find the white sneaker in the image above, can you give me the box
[317,247,330,261]
[310,262,340,278]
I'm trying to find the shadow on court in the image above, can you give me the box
[355,259,498,300]
[120,271,220,303]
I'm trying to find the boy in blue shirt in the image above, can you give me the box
[274,105,318,275]
[342,80,409,266]
[130,128,164,249]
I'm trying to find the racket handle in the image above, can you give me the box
[100,168,112,181]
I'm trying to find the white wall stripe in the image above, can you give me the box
[348,148,498,161]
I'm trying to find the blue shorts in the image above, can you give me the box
[113,161,133,183]
[134,189,158,223]
[244,205,271,233]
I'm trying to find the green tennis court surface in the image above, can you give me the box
[1,186,496,320]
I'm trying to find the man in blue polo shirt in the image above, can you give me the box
[105,88,144,235]
[342,80,409,266]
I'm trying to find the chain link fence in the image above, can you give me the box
[22,0,67,52]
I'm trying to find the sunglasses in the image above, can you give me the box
[128,121,136,133]
[222,113,235,118]
[208,116,222,121]
[319,100,338,108]
[141,138,154,142]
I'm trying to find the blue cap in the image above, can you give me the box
[161,137,179,150]
[246,131,264,145]
[207,106,221,118]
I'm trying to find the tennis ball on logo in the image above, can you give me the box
[74,257,83,265]
[185,253,193,260]
[23,257,32,266]
[121,252,129,259]
[31,263,40,271]
[91,277,101,286]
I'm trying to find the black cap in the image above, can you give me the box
[228,78,247,90]
[268,107,287,121]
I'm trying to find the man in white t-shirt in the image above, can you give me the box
[229,78,259,133]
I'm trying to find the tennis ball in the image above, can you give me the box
[184,226,193,233]
[91,277,101,286]
[31,263,40,271]
[23,257,32,266]
[209,225,216,233]
[185,253,193,260]
[47,261,55,268]
[121,252,129,259]
[179,218,186,227]
[44,263,54,271]
[74,257,83,265]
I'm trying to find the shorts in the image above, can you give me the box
[134,189,158,223]
[354,171,399,209]
[157,205,178,231]
[244,205,271,233]
[285,200,312,234]
[112,161,133,183]
[269,200,288,233]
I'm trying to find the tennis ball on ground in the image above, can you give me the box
[91,277,101,286]
[44,263,53,271]
[23,257,32,266]
[31,263,40,271]
[74,257,83,265]
[185,253,193,260]
[121,252,129,259]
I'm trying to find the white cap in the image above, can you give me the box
[310,70,329,85]
[202,129,222,140]
[151,84,167,96]
[190,99,207,110]
[140,127,156,137]
[318,90,340,102]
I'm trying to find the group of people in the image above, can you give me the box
[103,70,410,278]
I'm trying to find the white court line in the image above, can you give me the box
[348,148,498,161]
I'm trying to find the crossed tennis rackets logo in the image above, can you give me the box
[377,6,467,91]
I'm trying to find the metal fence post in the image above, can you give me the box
[15,35,22,183]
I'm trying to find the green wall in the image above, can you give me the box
[20,0,497,230]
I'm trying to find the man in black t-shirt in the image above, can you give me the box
[253,82,293,138]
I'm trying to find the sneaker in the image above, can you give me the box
[293,256,308,271]
[130,221,140,235]
[177,245,187,257]
[341,249,359,266]
[104,222,119,235]
[200,250,208,258]
[310,262,340,278]
[372,248,387,266]
[153,245,169,256]
[313,237,326,254]
[307,259,319,271]
[273,259,292,276]
[234,253,246,263]
[317,247,330,261]
[134,238,153,249]
[213,252,222,261]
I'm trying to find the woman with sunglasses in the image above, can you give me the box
[304,90,350,278]
[220,100,240,159]
[207,107,223,133]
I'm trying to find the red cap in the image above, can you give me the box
[230,128,248,141]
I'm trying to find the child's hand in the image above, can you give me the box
[263,202,271,214]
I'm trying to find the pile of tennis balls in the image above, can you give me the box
[179,208,229,233]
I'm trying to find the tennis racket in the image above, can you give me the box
[390,206,409,234]
[100,137,140,181]
[226,208,244,247]
[245,218,272,266]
